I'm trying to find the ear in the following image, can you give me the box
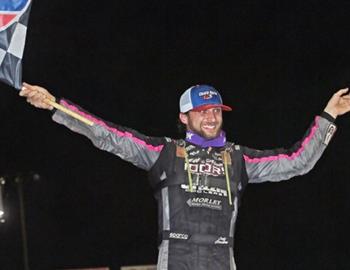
[179,113,188,125]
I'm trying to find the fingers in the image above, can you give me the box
[334,88,349,97]
[19,82,56,110]
[341,95,350,100]
[22,82,34,90]
[20,82,39,96]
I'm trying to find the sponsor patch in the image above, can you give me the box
[169,232,189,240]
[185,162,224,176]
[181,184,228,197]
[187,197,222,210]
[324,123,336,145]
[215,237,229,245]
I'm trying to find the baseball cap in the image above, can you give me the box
[179,84,232,113]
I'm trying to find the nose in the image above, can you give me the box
[204,110,216,122]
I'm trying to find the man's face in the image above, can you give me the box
[180,107,223,139]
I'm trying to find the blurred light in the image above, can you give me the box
[0,177,5,222]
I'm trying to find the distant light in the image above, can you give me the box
[0,179,4,222]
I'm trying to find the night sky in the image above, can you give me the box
[1,1,350,269]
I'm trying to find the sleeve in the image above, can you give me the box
[243,113,337,183]
[51,99,166,171]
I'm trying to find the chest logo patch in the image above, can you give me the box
[187,197,222,210]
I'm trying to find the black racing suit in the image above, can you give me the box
[52,99,337,270]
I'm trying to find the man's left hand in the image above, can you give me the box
[324,88,350,119]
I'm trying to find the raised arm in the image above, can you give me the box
[243,88,350,183]
[19,83,165,171]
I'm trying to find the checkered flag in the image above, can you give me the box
[0,0,32,90]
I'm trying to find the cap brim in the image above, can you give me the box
[191,104,233,112]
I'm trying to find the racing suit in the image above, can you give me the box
[52,99,337,270]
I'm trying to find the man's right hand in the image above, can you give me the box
[19,82,56,110]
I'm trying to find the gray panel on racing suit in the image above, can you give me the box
[244,116,336,183]
[52,101,164,171]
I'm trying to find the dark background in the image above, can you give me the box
[1,0,350,269]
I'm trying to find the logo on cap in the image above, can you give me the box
[199,90,218,100]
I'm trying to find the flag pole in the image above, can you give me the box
[15,176,30,270]
[45,99,94,126]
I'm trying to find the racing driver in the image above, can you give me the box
[19,83,350,270]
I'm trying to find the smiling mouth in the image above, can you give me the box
[202,124,216,130]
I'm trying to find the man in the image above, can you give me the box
[19,83,350,270]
